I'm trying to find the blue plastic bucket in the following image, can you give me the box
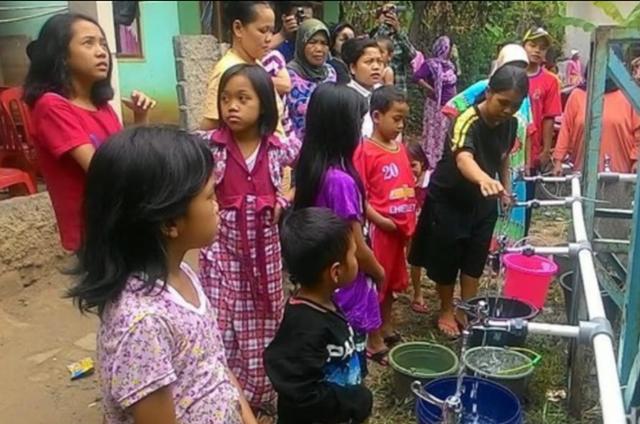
[415,376,522,424]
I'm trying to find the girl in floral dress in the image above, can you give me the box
[68,126,256,424]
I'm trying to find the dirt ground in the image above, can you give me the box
[0,250,198,424]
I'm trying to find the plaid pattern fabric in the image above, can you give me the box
[372,25,417,94]
[200,199,284,409]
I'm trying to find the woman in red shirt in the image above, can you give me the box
[23,13,155,252]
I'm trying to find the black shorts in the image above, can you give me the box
[408,197,497,285]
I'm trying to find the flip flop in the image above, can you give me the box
[411,301,429,314]
[437,318,461,339]
[383,332,403,347]
[366,348,390,366]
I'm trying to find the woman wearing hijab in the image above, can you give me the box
[413,36,458,170]
[286,19,337,140]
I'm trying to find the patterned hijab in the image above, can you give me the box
[287,19,331,83]
[424,36,457,106]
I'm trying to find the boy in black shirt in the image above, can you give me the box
[265,207,373,424]
[409,64,529,338]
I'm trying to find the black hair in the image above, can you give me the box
[329,22,355,56]
[223,1,272,34]
[218,64,278,137]
[370,85,407,114]
[488,64,530,98]
[407,142,427,166]
[294,83,366,210]
[280,207,352,286]
[23,13,114,107]
[341,36,381,67]
[67,126,214,316]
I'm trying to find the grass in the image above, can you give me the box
[366,208,602,423]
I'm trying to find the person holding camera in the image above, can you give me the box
[370,3,416,95]
[270,2,315,63]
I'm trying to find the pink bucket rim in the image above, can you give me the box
[503,253,558,276]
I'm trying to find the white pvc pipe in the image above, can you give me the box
[570,176,626,424]
[504,245,570,256]
[527,322,580,338]
[594,334,627,424]
[598,172,637,183]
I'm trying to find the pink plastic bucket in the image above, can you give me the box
[502,253,558,309]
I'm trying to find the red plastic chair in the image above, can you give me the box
[0,87,38,185]
[0,166,36,196]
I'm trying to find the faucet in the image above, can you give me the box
[411,300,490,423]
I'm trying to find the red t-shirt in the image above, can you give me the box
[528,68,562,167]
[354,139,417,237]
[32,93,122,251]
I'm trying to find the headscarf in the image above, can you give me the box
[422,36,457,106]
[491,44,529,76]
[287,19,331,83]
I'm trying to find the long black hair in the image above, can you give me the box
[218,64,278,137]
[23,13,114,107]
[294,83,366,209]
[68,126,214,316]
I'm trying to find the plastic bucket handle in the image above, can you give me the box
[495,347,542,376]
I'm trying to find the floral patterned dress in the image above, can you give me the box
[286,65,336,140]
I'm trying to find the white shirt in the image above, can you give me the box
[347,80,382,139]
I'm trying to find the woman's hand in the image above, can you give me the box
[122,90,157,123]
[479,178,504,198]
[500,192,513,214]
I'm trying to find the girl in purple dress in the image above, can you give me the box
[414,36,457,169]
[294,83,387,368]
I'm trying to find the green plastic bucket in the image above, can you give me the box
[463,346,541,401]
[389,342,459,402]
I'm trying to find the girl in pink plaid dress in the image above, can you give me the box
[199,64,300,417]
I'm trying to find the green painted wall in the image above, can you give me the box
[177,0,201,35]
[0,1,68,39]
[117,0,181,125]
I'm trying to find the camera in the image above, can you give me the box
[295,7,305,25]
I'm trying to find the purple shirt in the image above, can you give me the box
[414,64,457,106]
[314,167,381,333]
[98,263,242,424]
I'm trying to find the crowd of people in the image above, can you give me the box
[20,1,640,423]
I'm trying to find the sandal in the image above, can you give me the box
[366,348,390,366]
[383,332,403,347]
[437,318,461,339]
[411,301,429,314]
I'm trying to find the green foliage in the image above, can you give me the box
[340,1,566,137]
[552,1,640,30]
[341,1,566,88]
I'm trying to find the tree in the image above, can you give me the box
[552,1,640,31]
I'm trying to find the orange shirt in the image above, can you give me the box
[553,89,640,173]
